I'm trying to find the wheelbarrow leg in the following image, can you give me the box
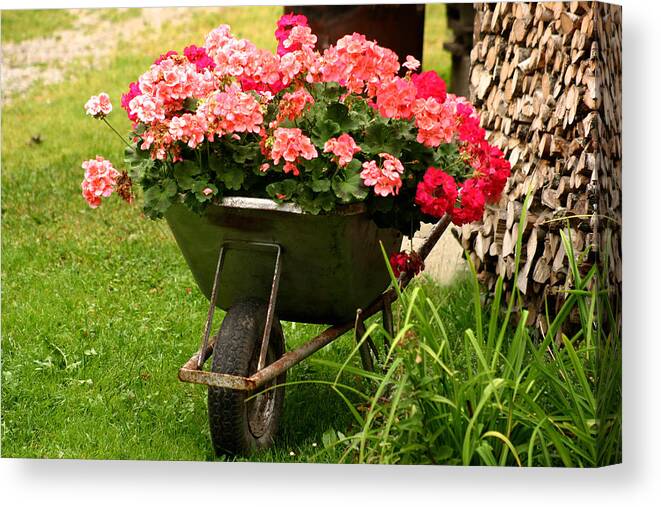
[381,291,394,356]
[354,309,374,372]
[197,243,227,369]
[195,240,282,371]
[257,244,283,372]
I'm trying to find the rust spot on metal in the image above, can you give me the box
[179,368,257,391]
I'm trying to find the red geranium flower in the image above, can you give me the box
[390,251,425,279]
[450,178,486,225]
[460,140,511,203]
[183,45,216,72]
[415,167,458,217]
[411,70,447,104]
[275,13,309,56]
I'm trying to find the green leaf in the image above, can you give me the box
[363,122,391,155]
[347,98,372,126]
[164,180,178,197]
[143,183,176,218]
[327,102,349,123]
[315,192,336,212]
[432,445,454,463]
[325,102,358,131]
[266,179,299,201]
[298,190,336,214]
[217,165,245,190]
[209,155,245,190]
[345,159,361,172]
[182,97,198,112]
[310,178,331,192]
[124,145,154,180]
[173,161,201,190]
[311,119,341,145]
[314,81,343,101]
[322,429,337,449]
[299,156,331,180]
[362,120,406,157]
[332,167,368,203]
[227,141,260,164]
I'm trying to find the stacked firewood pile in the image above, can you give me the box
[462,2,621,327]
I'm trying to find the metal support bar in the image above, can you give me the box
[381,291,394,354]
[197,243,226,369]
[195,239,282,370]
[354,309,373,372]
[257,244,283,371]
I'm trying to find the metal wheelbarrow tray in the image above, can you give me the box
[166,196,451,455]
[166,196,403,324]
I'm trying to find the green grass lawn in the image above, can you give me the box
[1,6,455,462]
[1,9,76,43]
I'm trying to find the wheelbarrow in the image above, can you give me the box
[166,196,451,455]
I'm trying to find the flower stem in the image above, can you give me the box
[102,117,133,150]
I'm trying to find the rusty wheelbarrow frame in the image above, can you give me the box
[173,206,451,391]
[165,197,451,454]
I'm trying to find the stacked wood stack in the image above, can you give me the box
[462,2,622,327]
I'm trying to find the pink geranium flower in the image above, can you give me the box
[277,88,315,123]
[403,55,421,71]
[374,77,417,120]
[323,134,361,167]
[320,33,400,95]
[85,93,113,118]
[275,13,309,56]
[360,153,404,197]
[199,84,264,139]
[283,25,317,52]
[270,127,318,175]
[81,156,119,208]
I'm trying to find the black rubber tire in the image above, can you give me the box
[207,298,286,456]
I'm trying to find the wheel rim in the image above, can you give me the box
[246,343,277,439]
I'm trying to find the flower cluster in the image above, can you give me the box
[320,32,400,95]
[412,96,456,147]
[415,167,458,218]
[183,45,216,72]
[277,87,314,122]
[82,12,511,264]
[375,77,417,120]
[275,13,309,56]
[201,84,264,138]
[360,153,405,197]
[412,71,447,103]
[390,251,424,279]
[269,127,318,175]
[85,93,112,118]
[323,134,361,167]
[81,156,119,208]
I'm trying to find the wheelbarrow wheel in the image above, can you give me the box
[207,298,286,456]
